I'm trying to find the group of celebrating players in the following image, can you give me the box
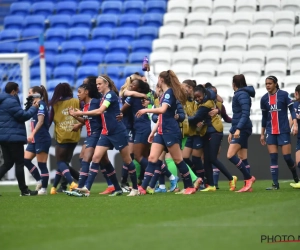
[23,66,300,197]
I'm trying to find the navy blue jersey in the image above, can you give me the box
[157,88,181,135]
[125,96,151,133]
[30,100,51,143]
[83,98,102,136]
[261,89,295,135]
[101,91,126,135]
[121,95,134,130]
[293,101,300,139]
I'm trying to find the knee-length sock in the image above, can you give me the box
[38,162,49,189]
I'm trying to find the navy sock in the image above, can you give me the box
[126,161,138,189]
[100,166,113,186]
[53,171,62,188]
[24,159,41,182]
[85,162,99,190]
[242,159,250,174]
[149,160,162,189]
[159,174,165,185]
[38,162,49,189]
[161,163,172,178]
[104,162,122,191]
[141,161,156,189]
[213,166,220,187]
[184,158,194,169]
[270,153,279,185]
[78,161,90,188]
[283,154,298,178]
[79,158,82,165]
[192,156,205,179]
[228,156,251,180]
[57,161,73,184]
[176,161,193,188]
[138,158,148,183]
[121,165,128,184]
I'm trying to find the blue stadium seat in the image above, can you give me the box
[124,1,144,14]
[10,2,31,16]
[45,28,67,43]
[100,66,120,79]
[56,54,78,67]
[17,41,39,57]
[0,29,20,41]
[47,79,69,91]
[78,1,100,16]
[141,13,163,27]
[61,41,83,55]
[81,53,104,66]
[68,28,89,41]
[0,43,15,53]
[101,1,122,14]
[123,66,144,78]
[56,1,77,15]
[145,1,167,14]
[30,66,52,80]
[128,52,147,63]
[4,16,24,30]
[24,15,45,29]
[107,40,129,54]
[44,41,59,55]
[31,2,54,17]
[119,14,141,28]
[114,28,135,41]
[71,14,92,28]
[96,14,118,28]
[91,27,113,41]
[48,15,71,28]
[30,80,41,88]
[75,78,86,88]
[104,53,127,64]
[31,54,55,70]
[53,66,76,83]
[21,28,43,42]
[84,40,106,54]
[136,26,158,40]
[131,40,152,53]
[77,66,99,79]
[116,78,125,90]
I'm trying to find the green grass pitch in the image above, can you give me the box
[0,180,299,250]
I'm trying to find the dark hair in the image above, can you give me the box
[233,74,247,89]
[99,74,119,95]
[134,72,141,76]
[49,82,73,106]
[78,83,99,99]
[266,75,279,89]
[194,84,206,95]
[183,79,197,88]
[5,82,19,94]
[295,85,300,95]
[159,70,187,105]
[31,85,49,107]
[85,76,97,85]
[132,79,150,94]
[205,82,217,94]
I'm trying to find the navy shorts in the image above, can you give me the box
[185,135,203,149]
[134,129,151,145]
[97,130,128,151]
[153,133,182,152]
[266,133,290,146]
[26,140,51,154]
[296,139,300,151]
[84,133,100,149]
[230,130,251,149]
[127,129,134,143]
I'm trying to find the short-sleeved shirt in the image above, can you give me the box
[83,98,102,137]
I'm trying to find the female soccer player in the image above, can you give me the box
[70,75,138,196]
[49,83,80,194]
[24,86,51,195]
[188,85,236,192]
[260,75,299,190]
[136,70,197,195]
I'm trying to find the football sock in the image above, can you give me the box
[24,159,41,182]
[141,161,156,189]
[57,161,73,184]
[242,159,250,174]
[78,161,89,188]
[85,162,99,190]
[126,161,138,190]
[213,166,220,187]
[228,156,251,180]
[270,153,279,185]
[38,162,49,189]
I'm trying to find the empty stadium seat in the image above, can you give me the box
[265,63,287,78]
[269,37,290,51]
[107,40,129,54]
[295,24,300,36]
[0,43,15,53]
[197,51,220,65]
[78,1,100,16]
[61,41,83,55]
[96,14,118,28]
[91,27,113,41]
[191,0,212,13]
[273,24,294,37]
[48,79,69,91]
[71,14,92,28]
[236,0,257,12]
[284,75,299,88]
[183,26,205,39]
[141,13,163,27]
[177,39,200,54]
[45,28,67,43]
[211,76,232,89]
[248,37,270,51]
[217,64,239,77]
[145,1,167,14]
[104,53,127,64]
[21,28,42,41]
[123,66,144,77]
[260,0,280,12]
[124,1,144,14]
[172,52,194,65]
[187,12,209,26]
[4,16,24,30]
[202,38,224,52]
[30,67,52,80]
[24,15,45,29]
[44,41,59,55]
[159,26,181,40]
[291,63,300,75]
[31,2,54,17]
[193,64,215,78]
[56,54,78,67]
[131,40,152,53]
[243,51,265,66]
[68,28,90,41]
[48,14,71,28]
[167,0,189,13]
[239,63,262,78]
[275,11,295,25]
[56,1,77,15]
[53,66,76,83]
[119,14,141,28]
[84,40,106,54]
[250,25,271,38]
[227,25,249,39]
[77,66,99,79]
[136,27,158,40]
[100,66,121,79]
[10,2,30,16]
[281,0,300,12]
[114,27,136,41]
[152,39,174,53]
[101,1,122,14]
[171,64,192,81]
[288,50,300,65]
[291,37,300,50]
[0,29,20,41]
[128,52,146,63]
[221,51,243,65]
[163,13,186,27]
[213,0,234,13]
[17,41,39,57]
[225,38,247,51]
[253,12,274,26]
[150,52,172,66]
[233,12,253,25]
[205,26,226,39]
[211,12,233,26]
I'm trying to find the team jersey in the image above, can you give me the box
[30,100,51,143]
[121,95,134,130]
[82,98,102,136]
[293,101,300,139]
[157,88,181,135]
[261,89,294,134]
[100,91,126,135]
[125,96,151,133]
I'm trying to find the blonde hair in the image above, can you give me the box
[119,73,141,97]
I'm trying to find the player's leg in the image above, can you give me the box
[265,134,279,190]
[290,139,300,188]
[24,148,41,190]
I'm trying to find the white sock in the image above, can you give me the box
[169,175,175,181]
[40,188,46,192]
[159,185,166,189]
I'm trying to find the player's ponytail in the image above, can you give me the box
[31,85,49,108]
[266,75,279,89]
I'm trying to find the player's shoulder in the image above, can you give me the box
[261,93,269,101]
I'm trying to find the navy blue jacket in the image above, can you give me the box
[152,100,185,123]
[230,86,255,134]
[0,93,38,143]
